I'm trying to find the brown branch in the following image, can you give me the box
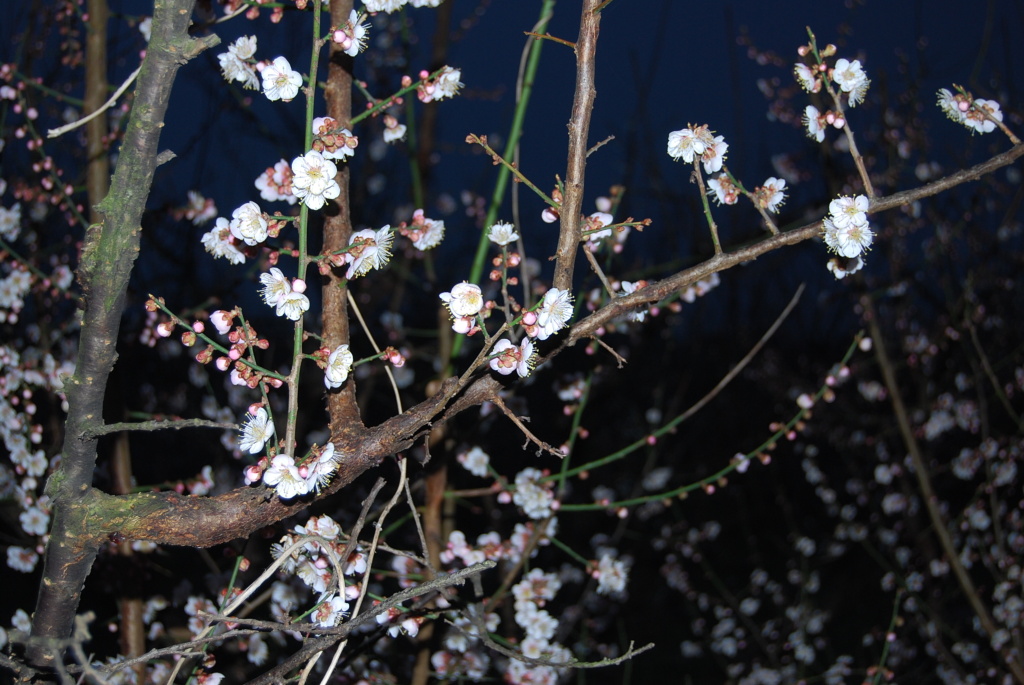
[553,0,602,290]
[561,143,1024,348]
[323,0,363,441]
[27,0,220,670]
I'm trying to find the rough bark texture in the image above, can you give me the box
[323,0,363,443]
[28,0,218,669]
[552,0,601,291]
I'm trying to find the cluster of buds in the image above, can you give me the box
[312,116,358,161]
[489,251,521,284]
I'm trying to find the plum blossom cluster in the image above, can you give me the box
[312,116,358,162]
[937,87,1004,135]
[172,190,217,225]
[802,104,847,143]
[340,225,394,280]
[270,515,364,628]
[415,66,463,103]
[440,519,558,569]
[217,35,259,90]
[331,10,368,57]
[794,47,871,109]
[397,208,444,250]
[507,570,572,684]
[2,343,74,574]
[666,124,728,173]
[822,194,873,278]
[200,202,286,264]
[439,282,483,334]
[522,287,573,341]
[255,159,296,204]
[245,440,341,500]
[259,267,310,321]
[364,0,443,13]
[489,337,536,378]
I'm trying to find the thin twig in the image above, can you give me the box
[84,418,237,438]
[864,296,1024,685]
[490,395,564,457]
[47,67,141,138]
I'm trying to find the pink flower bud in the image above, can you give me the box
[215,357,231,371]
[210,310,233,335]
[292,278,307,294]
[522,311,538,326]
[244,465,263,484]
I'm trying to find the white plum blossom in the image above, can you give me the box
[701,134,728,174]
[239,407,275,454]
[364,0,406,12]
[345,226,393,279]
[822,194,873,264]
[489,338,535,378]
[936,88,1004,135]
[19,506,49,536]
[534,288,573,340]
[823,216,873,260]
[201,218,245,264]
[440,282,483,318]
[803,105,827,142]
[619,280,650,323]
[417,66,463,102]
[403,209,444,249]
[707,175,739,206]
[332,10,369,57]
[487,221,519,246]
[436,67,462,96]
[313,593,350,627]
[965,98,1003,134]
[512,468,554,519]
[828,194,869,229]
[831,58,870,107]
[7,546,39,573]
[218,36,259,90]
[457,446,489,477]
[667,125,716,164]
[305,443,339,493]
[937,88,967,124]
[382,114,407,144]
[259,267,291,308]
[794,63,820,93]
[595,553,629,595]
[827,256,865,279]
[756,177,787,213]
[291,150,341,211]
[0,203,22,240]
[324,344,354,389]
[255,159,297,204]
[263,455,311,499]
[261,56,302,102]
[228,201,267,246]
[275,290,310,321]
